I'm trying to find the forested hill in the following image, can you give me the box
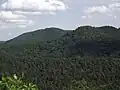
[2,25,120,57]
[0,41,5,43]
[6,27,70,44]
[1,25,120,90]
[4,26,120,45]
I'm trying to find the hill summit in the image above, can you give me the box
[6,27,69,44]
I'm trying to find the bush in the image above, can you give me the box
[0,74,39,90]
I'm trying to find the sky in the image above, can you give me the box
[0,0,120,41]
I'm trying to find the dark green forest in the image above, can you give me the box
[1,26,120,90]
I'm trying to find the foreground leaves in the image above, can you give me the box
[0,74,39,90]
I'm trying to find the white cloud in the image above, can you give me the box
[5,19,30,24]
[0,0,67,29]
[0,10,34,28]
[18,25,27,28]
[84,6,110,14]
[4,19,34,26]
[81,16,87,19]
[14,11,56,15]
[1,0,67,11]
[14,11,43,15]
[108,3,120,9]
[0,11,26,19]
[1,19,34,28]
[27,20,34,25]
[112,0,120,2]
[83,0,120,19]
[81,15,92,19]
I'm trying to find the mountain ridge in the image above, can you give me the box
[6,27,71,44]
[5,25,120,44]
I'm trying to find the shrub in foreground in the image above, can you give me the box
[0,74,39,90]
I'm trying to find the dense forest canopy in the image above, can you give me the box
[1,26,120,90]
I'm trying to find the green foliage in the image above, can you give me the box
[6,27,68,44]
[71,79,95,90]
[0,74,39,90]
[1,26,120,90]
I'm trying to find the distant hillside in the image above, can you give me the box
[6,27,70,44]
[73,26,120,40]
[0,41,5,43]
[1,25,120,90]
[3,25,120,57]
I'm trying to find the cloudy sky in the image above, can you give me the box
[0,0,120,41]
